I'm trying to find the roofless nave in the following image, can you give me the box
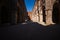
[0,0,60,26]
[0,0,60,40]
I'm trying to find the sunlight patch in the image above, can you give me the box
[22,22,27,24]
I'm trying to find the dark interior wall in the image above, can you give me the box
[0,0,9,24]
[1,6,8,24]
[8,0,18,24]
[0,0,28,25]
[0,0,18,24]
[17,0,28,22]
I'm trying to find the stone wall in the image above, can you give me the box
[0,0,28,25]
[32,0,60,26]
[31,0,45,25]
[45,0,56,25]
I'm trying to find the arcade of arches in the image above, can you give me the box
[31,0,60,26]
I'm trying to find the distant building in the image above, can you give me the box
[28,12,32,20]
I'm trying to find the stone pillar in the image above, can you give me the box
[39,9,44,23]
[17,2,22,23]
[0,6,1,24]
[45,0,55,25]
[58,4,60,23]
[17,0,27,23]
[8,0,18,24]
[45,10,54,25]
[8,8,17,25]
[38,0,40,22]
[17,9,25,23]
[36,10,39,22]
[22,12,25,22]
[18,10,23,23]
[38,0,45,24]
[11,10,17,24]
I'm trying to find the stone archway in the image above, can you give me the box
[52,0,60,24]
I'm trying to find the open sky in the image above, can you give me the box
[24,0,35,12]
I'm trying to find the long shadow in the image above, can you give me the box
[0,22,60,40]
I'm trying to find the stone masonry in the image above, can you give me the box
[0,0,28,25]
[31,0,60,26]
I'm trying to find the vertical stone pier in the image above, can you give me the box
[11,10,17,24]
[8,0,18,24]
[38,0,45,25]
[45,0,55,25]
[0,6,1,24]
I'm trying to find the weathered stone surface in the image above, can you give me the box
[32,0,45,25]
[0,0,28,25]
[31,0,60,26]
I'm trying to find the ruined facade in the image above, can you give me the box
[31,0,60,25]
[0,0,28,25]
[31,0,46,25]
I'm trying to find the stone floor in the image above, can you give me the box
[0,22,60,40]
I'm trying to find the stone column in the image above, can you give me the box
[38,0,45,25]
[45,0,55,25]
[58,4,60,23]
[18,9,25,23]
[0,1,3,25]
[10,10,17,24]
[17,2,22,23]
[18,10,23,23]
[8,0,18,24]
[22,12,25,22]
[45,9,54,25]
[38,0,40,22]
[39,9,44,23]
[0,6,1,24]
[36,10,39,22]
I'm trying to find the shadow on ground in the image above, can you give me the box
[0,22,60,40]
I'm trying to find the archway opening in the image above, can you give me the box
[52,1,60,24]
